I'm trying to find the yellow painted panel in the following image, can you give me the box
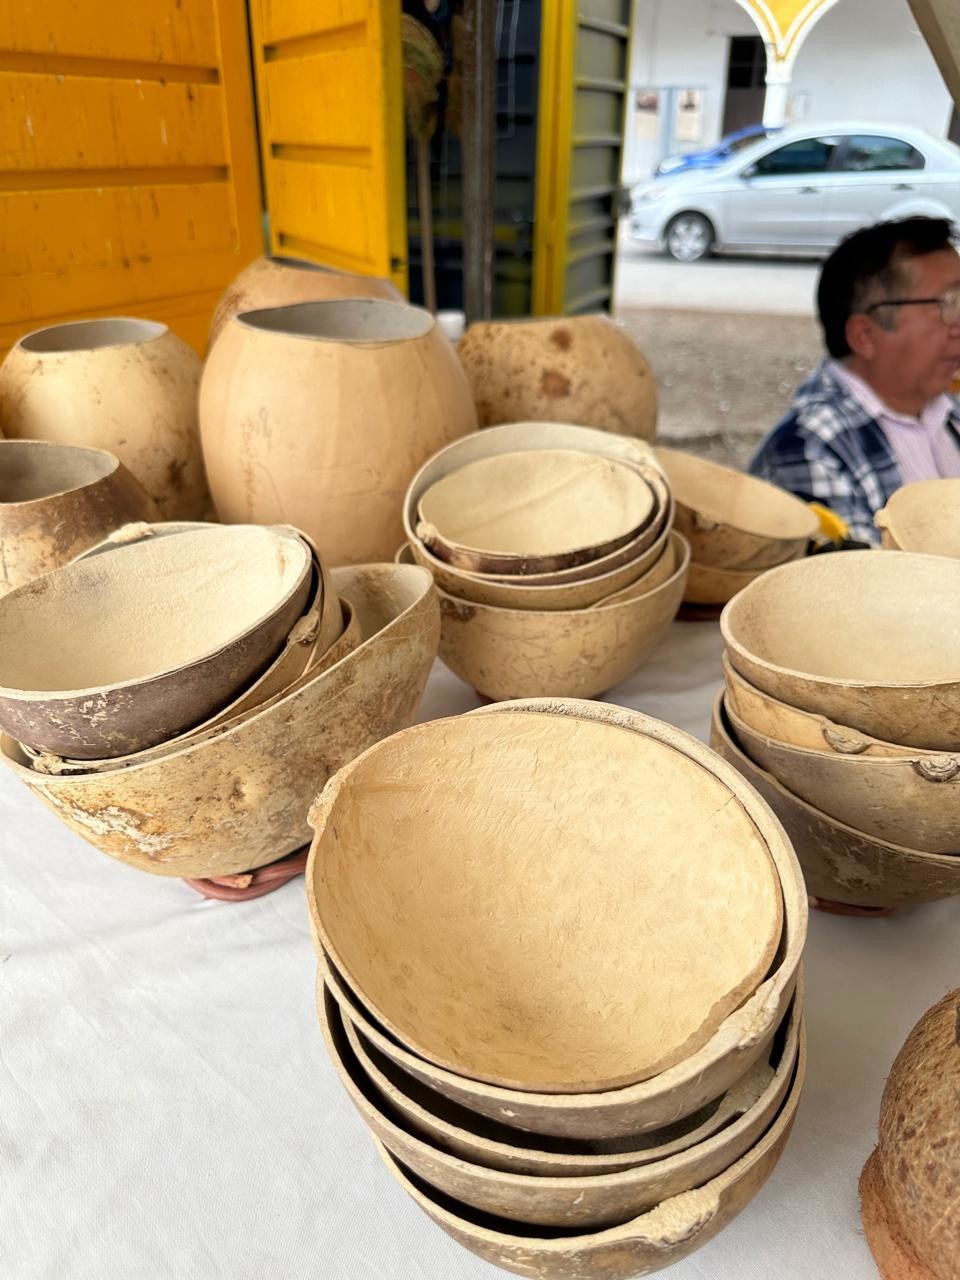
[0,76,227,170]
[1,185,237,278]
[249,0,407,291]
[261,52,377,149]
[0,1,263,355]
[269,161,378,270]
[0,2,219,66]
[256,0,372,46]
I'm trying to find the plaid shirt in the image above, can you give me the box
[750,360,960,544]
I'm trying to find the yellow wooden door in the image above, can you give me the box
[248,0,408,294]
[0,1,264,355]
[533,0,634,315]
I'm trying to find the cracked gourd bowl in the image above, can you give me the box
[372,1035,805,1280]
[0,439,155,597]
[307,698,793,1096]
[319,976,803,1229]
[720,550,960,751]
[710,694,960,911]
[315,698,805,1138]
[0,523,313,758]
[0,564,439,879]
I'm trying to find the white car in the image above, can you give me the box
[630,121,960,261]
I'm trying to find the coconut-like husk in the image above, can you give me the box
[655,446,817,570]
[0,440,156,597]
[457,315,657,439]
[874,478,960,558]
[727,697,960,854]
[720,550,960,750]
[0,318,209,519]
[318,979,801,1230]
[722,652,928,759]
[371,1038,805,1280]
[207,256,403,350]
[0,525,312,758]
[416,450,656,575]
[200,300,476,565]
[429,533,689,701]
[307,697,785,1095]
[860,989,960,1280]
[0,564,439,879]
[711,693,960,910]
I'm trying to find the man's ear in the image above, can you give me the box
[845,311,877,360]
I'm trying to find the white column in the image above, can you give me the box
[763,62,791,127]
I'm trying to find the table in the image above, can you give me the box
[2,619,956,1280]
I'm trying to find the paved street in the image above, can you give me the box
[613,231,823,466]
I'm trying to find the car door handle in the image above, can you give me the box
[893,183,914,191]
[798,186,819,194]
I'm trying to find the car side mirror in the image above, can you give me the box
[741,162,758,179]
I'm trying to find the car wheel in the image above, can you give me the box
[665,213,714,262]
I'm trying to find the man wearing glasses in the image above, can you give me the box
[750,216,960,544]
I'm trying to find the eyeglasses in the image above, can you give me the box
[865,285,960,325]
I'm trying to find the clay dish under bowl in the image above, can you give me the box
[416,450,656,576]
[319,980,802,1231]
[722,652,930,759]
[720,550,960,750]
[655,446,818,570]
[711,694,960,911]
[307,699,785,1095]
[0,564,439,879]
[0,524,312,758]
[331,977,802,1198]
[0,439,155,597]
[726,697,960,854]
[874,477,960,556]
[371,1036,806,1280]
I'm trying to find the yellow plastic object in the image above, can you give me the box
[808,503,850,544]
[0,0,264,356]
[247,0,408,296]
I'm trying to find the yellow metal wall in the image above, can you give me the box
[0,1,264,354]
[248,0,408,293]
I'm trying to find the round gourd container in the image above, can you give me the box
[0,440,155,597]
[720,550,960,751]
[874,477,960,556]
[0,524,312,758]
[207,255,403,348]
[371,1036,805,1280]
[457,315,657,439]
[1,564,439,879]
[711,693,960,911]
[308,701,785,1094]
[416,449,657,576]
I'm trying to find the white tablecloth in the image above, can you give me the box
[2,620,957,1280]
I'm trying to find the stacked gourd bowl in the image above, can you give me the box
[0,519,440,882]
[399,421,690,700]
[307,698,808,1280]
[713,550,960,914]
[655,448,820,611]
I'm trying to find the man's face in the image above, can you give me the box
[865,248,960,405]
